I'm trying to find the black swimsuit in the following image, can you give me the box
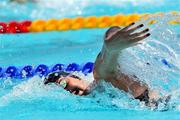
[135,89,171,110]
[135,89,150,105]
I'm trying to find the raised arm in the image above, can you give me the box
[94,23,150,79]
[93,23,150,97]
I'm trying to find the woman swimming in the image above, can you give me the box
[44,22,169,107]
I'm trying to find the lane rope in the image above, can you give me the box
[0,58,172,79]
[0,62,94,79]
[0,12,179,34]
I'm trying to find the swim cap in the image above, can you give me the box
[44,71,69,85]
[44,71,82,85]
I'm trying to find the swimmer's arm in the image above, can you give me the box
[84,46,119,95]
[91,23,151,97]
[93,47,119,80]
[83,50,119,95]
[93,23,150,80]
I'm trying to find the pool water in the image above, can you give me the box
[0,0,180,120]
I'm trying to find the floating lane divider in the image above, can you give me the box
[0,62,94,79]
[0,12,179,34]
[0,59,172,79]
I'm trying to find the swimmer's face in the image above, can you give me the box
[55,76,89,96]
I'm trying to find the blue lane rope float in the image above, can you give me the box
[0,62,94,79]
[161,59,171,68]
[0,59,171,79]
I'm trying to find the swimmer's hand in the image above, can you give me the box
[104,23,150,52]
[64,77,89,96]
[93,23,151,84]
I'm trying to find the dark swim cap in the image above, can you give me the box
[44,71,81,85]
[44,71,69,85]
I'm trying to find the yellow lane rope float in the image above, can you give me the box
[0,12,179,34]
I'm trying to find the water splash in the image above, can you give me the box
[0,76,139,111]
[1,74,179,111]
[119,13,180,108]
[0,0,179,112]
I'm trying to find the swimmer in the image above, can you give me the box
[44,23,170,107]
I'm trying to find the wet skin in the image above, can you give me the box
[56,23,158,99]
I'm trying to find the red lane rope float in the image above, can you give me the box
[0,20,31,34]
[0,12,179,34]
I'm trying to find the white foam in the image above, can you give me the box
[119,14,180,96]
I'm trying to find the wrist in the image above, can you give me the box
[103,43,121,54]
[101,44,119,60]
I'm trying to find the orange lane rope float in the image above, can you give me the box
[0,12,179,34]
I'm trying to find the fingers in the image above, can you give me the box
[69,88,79,95]
[126,24,144,34]
[77,90,84,96]
[120,22,135,31]
[105,23,148,41]
[106,23,135,41]
[130,28,149,38]
[67,86,86,96]
[70,89,84,96]
[129,33,150,43]
[72,90,77,94]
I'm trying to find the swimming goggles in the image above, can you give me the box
[44,71,81,89]
[55,76,68,89]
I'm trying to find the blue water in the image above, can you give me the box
[0,0,180,120]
